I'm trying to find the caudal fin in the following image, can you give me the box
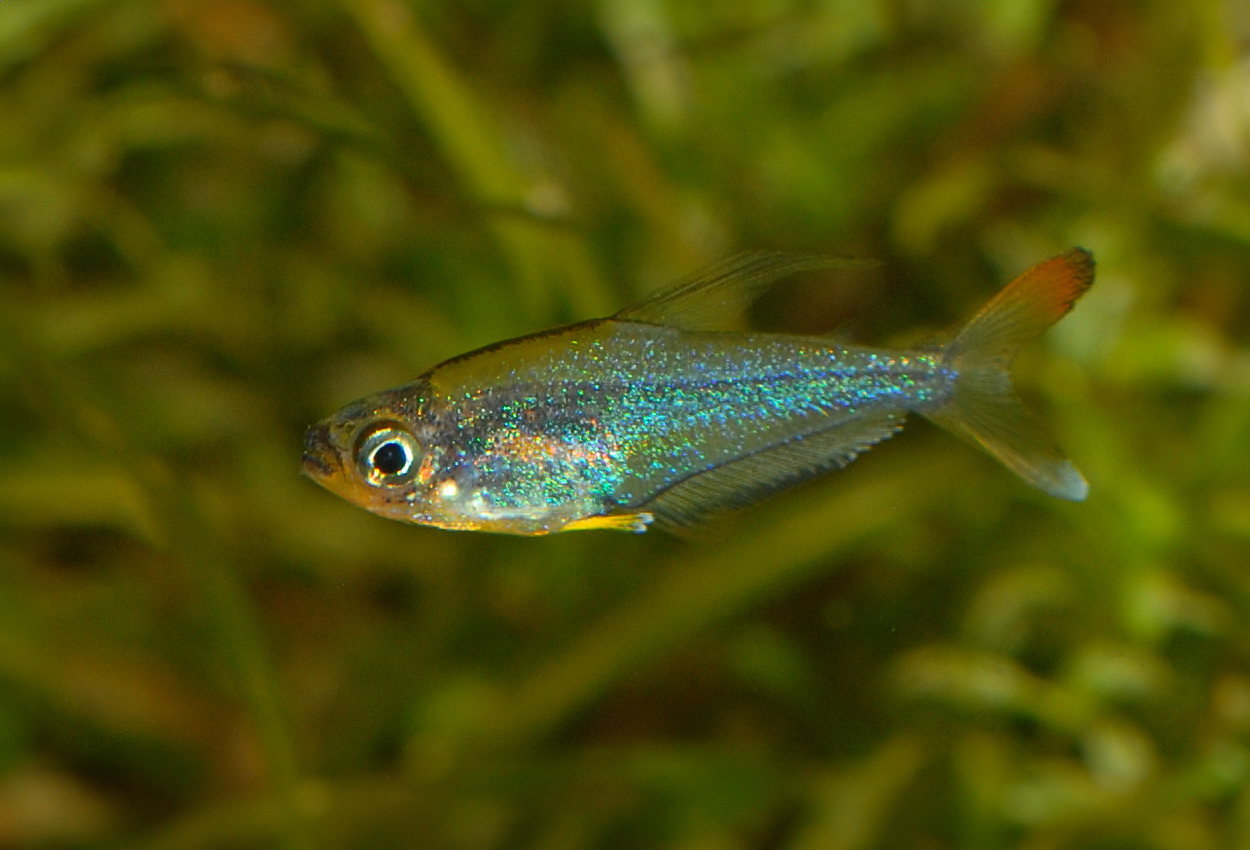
[922,248,1095,501]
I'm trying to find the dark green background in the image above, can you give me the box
[1,1,1247,848]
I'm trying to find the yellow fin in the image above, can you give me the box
[561,512,654,533]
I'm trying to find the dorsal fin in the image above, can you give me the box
[616,252,874,332]
[640,413,905,531]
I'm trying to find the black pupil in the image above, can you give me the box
[372,441,408,475]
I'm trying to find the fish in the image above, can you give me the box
[302,248,1095,535]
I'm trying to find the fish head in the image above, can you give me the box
[302,382,438,523]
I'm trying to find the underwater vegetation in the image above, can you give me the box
[0,1,1247,848]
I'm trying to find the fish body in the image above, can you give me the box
[303,250,1094,534]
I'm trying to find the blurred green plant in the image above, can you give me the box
[0,1,1247,849]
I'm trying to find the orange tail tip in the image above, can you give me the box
[923,249,1095,501]
[950,248,1095,369]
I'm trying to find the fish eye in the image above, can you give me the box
[355,424,420,487]
[372,441,409,475]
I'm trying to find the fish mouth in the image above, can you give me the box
[301,423,342,479]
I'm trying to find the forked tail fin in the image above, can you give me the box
[922,248,1095,501]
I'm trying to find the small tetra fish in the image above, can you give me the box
[303,249,1094,535]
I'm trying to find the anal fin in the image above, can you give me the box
[641,413,905,531]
